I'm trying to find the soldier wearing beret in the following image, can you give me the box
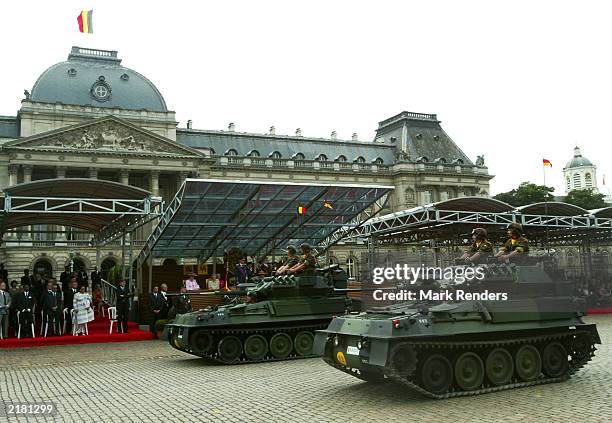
[174,286,192,315]
[288,243,317,275]
[459,228,494,264]
[276,245,300,275]
[496,223,530,262]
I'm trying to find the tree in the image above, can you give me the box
[493,182,554,206]
[564,189,606,210]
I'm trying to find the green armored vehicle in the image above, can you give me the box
[314,262,601,398]
[168,265,359,363]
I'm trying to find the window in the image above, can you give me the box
[292,153,305,160]
[439,191,449,201]
[355,156,366,163]
[373,157,384,165]
[224,149,238,156]
[346,257,357,279]
[247,150,260,157]
[566,176,571,191]
[585,173,592,187]
[335,155,347,162]
[405,188,415,202]
[422,190,432,204]
[269,151,282,159]
[316,154,328,161]
[573,173,581,188]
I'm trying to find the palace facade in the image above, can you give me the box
[0,47,492,282]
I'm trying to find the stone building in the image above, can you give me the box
[0,46,492,282]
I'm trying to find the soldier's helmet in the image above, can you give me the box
[506,222,524,235]
[300,243,312,252]
[471,227,488,239]
[286,245,297,254]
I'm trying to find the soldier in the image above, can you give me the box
[14,282,34,338]
[174,287,192,315]
[496,223,530,262]
[458,228,494,264]
[116,279,131,334]
[288,243,317,275]
[276,245,300,275]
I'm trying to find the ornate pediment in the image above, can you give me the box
[7,117,202,157]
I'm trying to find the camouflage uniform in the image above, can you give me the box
[284,255,300,269]
[298,254,317,274]
[502,237,530,254]
[469,240,494,254]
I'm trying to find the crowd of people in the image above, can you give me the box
[0,265,104,339]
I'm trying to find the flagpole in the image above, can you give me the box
[543,161,550,252]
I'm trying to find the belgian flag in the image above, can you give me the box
[77,10,93,34]
[297,206,306,215]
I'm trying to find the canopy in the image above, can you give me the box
[0,178,161,240]
[138,178,392,262]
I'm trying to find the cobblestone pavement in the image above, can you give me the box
[0,315,610,423]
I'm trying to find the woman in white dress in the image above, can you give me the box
[73,285,94,335]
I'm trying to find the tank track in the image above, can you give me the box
[172,323,329,364]
[323,330,597,399]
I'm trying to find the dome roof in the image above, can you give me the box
[30,47,168,112]
[565,146,593,169]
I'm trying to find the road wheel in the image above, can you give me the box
[454,352,484,391]
[270,332,293,359]
[486,348,514,386]
[515,345,541,381]
[244,334,268,361]
[218,336,242,363]
[294,331,314,356]
[542,342,568,378]
[190,330,213,353]
[388,343,417,377]
[420,354,453,395]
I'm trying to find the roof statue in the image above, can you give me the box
[475,155,485,166]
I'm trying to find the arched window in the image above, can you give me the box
[335,155,347,162]
[209,148,216,155]
[346,257,357,279]
[269,151,282,159]
[224,149,238,156]
[373,157,384,165]
[328,256,339,265]
[316,154,328,161]
[573,173,581,188]
[416,156,429,163]
[247,150,260,157]
[585,173,593,187]
[292,152,305,160]
[355,156,366,163]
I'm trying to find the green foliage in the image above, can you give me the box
[493,182,554,206]
[155,319,174,332]
[564,189,606,209]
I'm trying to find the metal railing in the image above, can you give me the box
[100,278,117,307]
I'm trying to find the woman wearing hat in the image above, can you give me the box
[184,272,200,291]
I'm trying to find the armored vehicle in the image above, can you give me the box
[168,265,360,363]
[314,262,601,398]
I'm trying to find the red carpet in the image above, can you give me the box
[0,315,153,349]
[588,307,612,315]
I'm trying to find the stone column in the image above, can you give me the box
[56,166,67,179]
[8,164,18,187]
[88,167,98,179]
[179,171,189,186]
[21,165,33,241]
[23,165,33,183]
[55,167,67,242]
[150,170,160,197]
[120,169,130,186]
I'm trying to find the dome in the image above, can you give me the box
[564,146,593,169]
[30,46,168,112]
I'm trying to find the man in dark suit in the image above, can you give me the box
[160,284,170,319]
[41,280,60,336]
[0,264,8,284]
[60,266,70,288]
[63,278,78,335]
[149,286,164,339]
[115,279,131,334]
[77,269,89,290]
[90,267,102,290]
[15,282,35,338]
[234,258,253,287]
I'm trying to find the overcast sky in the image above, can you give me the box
[1,1,611,195]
